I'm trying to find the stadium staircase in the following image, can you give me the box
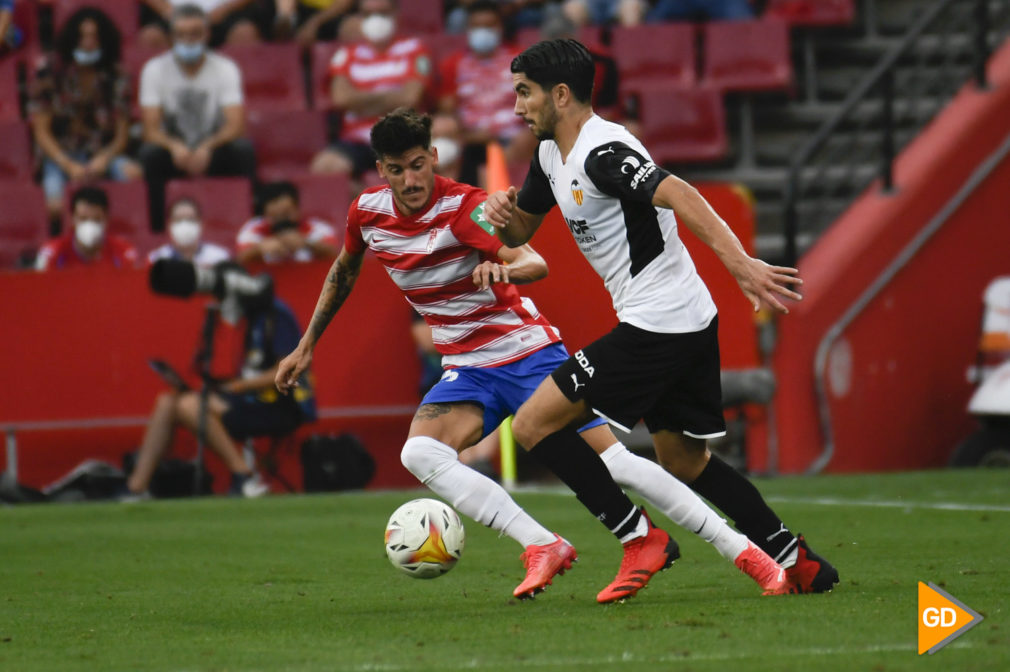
[676,0,1010,264]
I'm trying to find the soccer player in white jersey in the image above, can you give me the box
[486,39,840,595]
[276,108,791,602]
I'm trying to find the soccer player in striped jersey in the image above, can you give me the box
[485,39,839,595]
[276,108,789,602]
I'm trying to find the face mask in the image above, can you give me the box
[360,14,395,43]
[431,137,460,167]
[73,48,102,66]
[173,41,206,64]
[74,220,104,249]
[467,27,500,55]
[170,219,202,248]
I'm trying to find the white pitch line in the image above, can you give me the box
[764,496,1010,513]
[345,641,982,671]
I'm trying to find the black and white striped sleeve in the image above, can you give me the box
[584,142,670,203]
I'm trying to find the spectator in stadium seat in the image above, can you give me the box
[28,7,141,222]
[431,112,464,182]
[438,0,536,187]
[148,196,232,267]
[139,0,264,50]
[643,0,754,22]
[123,295,317,500]
[272,0,354,46]
[138,3,257,231]
[560,0,643,26]
[236,181,339,264]
[35,186,139,271]
[309,0,432,177]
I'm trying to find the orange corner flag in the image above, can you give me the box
[917,581,984,654]
[485,140,510,194]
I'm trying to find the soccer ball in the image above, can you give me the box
[384,498,465,579]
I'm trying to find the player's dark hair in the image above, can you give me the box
[71,186,109,212]
[260,181,300,206]
[370,108,432,159]
[510,39,595,104]
[168,196,202,219]
[56,7,122,70]
[467,0,501,17]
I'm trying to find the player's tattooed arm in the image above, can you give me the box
[276,248,363,394]
[305,248,364,346]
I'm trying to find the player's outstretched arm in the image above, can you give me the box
[275,248,364,393]
[471,244,548,290]
[484,186,546,247]
[653,175,803,314]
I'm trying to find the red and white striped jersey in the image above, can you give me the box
[344,175,561,368]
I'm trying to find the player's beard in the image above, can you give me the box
[533,100,560,141]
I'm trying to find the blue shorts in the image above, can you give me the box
[420,343,609,438]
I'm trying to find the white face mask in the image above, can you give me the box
[431,137,460,167]
[170,219,202,248]
[467,27,500,55]
[74,219,104,249]
[360,13,395,43]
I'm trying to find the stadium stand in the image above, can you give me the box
[220,43,307,112]
[632,84,728,163]
[515,25,600,49]
[247,109,330,181]
[310,41,339,110]
[0,120,33,179]
[702,19,793,92]
[0,58,19,121]
[398,0,444,35]
[165,177,252,248]
[611,23,697,91]
[287,172,352,226]
[765,0,856,26]
[52,0,138,45]
[0,181,48,268]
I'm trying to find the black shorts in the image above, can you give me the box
[551,317,726,438]
[220,393,302,440]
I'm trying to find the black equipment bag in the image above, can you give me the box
[300,434,375,492]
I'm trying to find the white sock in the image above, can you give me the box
[599,442,748,561]
[780,547,799,568]
[400,436,556,548]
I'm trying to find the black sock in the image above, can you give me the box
[529,427,642,540]
[689,454,798,564]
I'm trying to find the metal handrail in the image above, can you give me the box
[782,0,996,265]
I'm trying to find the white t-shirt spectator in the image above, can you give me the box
[139,51,243,148]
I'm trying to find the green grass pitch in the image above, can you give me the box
[1,470,1007,671]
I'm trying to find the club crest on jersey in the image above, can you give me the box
[571,180,584,206]
[470,201,495,236]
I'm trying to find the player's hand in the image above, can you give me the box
[275,346,312,394]
[472,260,509,290]
[484,186,517,229]
[730,257,803,314]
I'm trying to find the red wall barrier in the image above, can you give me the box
[770,42,1010,473]
[0,184,759,490]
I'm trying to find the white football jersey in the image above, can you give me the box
[517,115,717,334]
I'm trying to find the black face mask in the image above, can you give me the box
[270,218,299,234]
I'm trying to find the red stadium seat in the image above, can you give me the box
[287,173,351,227]
[220,43,307,112]
[311,41,340,110]
[765,0,855,26]
[166,177,252,248]
[52,0,139,45]
[247,109,329,181]
[398,0,444,35]
[0,59,20,121]
[61,180,150,237]
[0,121,32,179]
[611,23,696,91]
[0,181,48,269]
[702,19,793,92]
[516,26,601,50]
[121,42,163,115]
[632,84,727,163]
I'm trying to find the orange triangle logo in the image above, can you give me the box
[918,582,984,654]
